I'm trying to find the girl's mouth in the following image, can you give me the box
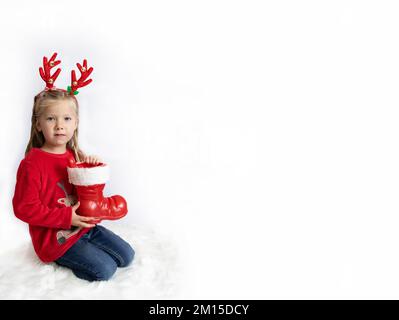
[54,134,66,136]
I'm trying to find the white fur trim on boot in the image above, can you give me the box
[67,165,110,186]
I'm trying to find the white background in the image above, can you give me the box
[1,0,399,299]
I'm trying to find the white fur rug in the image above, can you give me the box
[0,223,182,299]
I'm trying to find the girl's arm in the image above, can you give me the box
[12,160,72,229]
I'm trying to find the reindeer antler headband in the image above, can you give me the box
[39,52,93,95]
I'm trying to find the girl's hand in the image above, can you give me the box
[71,201,97,228]
[84,155,102,165]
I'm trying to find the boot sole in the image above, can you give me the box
[82,211,128,224]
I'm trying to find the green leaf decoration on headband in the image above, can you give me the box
[67,86,79,95]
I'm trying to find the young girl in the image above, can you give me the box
[12,54,134,282]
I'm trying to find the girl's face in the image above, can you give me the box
[36,99,78,152]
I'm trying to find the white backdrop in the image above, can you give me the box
[1,0,399,299]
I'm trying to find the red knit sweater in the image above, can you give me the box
[13,148,90,262]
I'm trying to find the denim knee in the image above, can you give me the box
[94,261,118,281]
[120,246,135,268]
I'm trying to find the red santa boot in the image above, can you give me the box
[67,162,128,223]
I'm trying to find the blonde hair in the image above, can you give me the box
[25,89,85,162]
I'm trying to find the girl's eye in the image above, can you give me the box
[65,117,72,121]
[46,117,55,121]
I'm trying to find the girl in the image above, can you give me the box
[12,54,134,282]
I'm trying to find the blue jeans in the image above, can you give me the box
[55,225,135,282]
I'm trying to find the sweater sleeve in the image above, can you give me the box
[12,159,72,229]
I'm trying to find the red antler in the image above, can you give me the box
[69,59,93,95]
[39,52,61,89]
